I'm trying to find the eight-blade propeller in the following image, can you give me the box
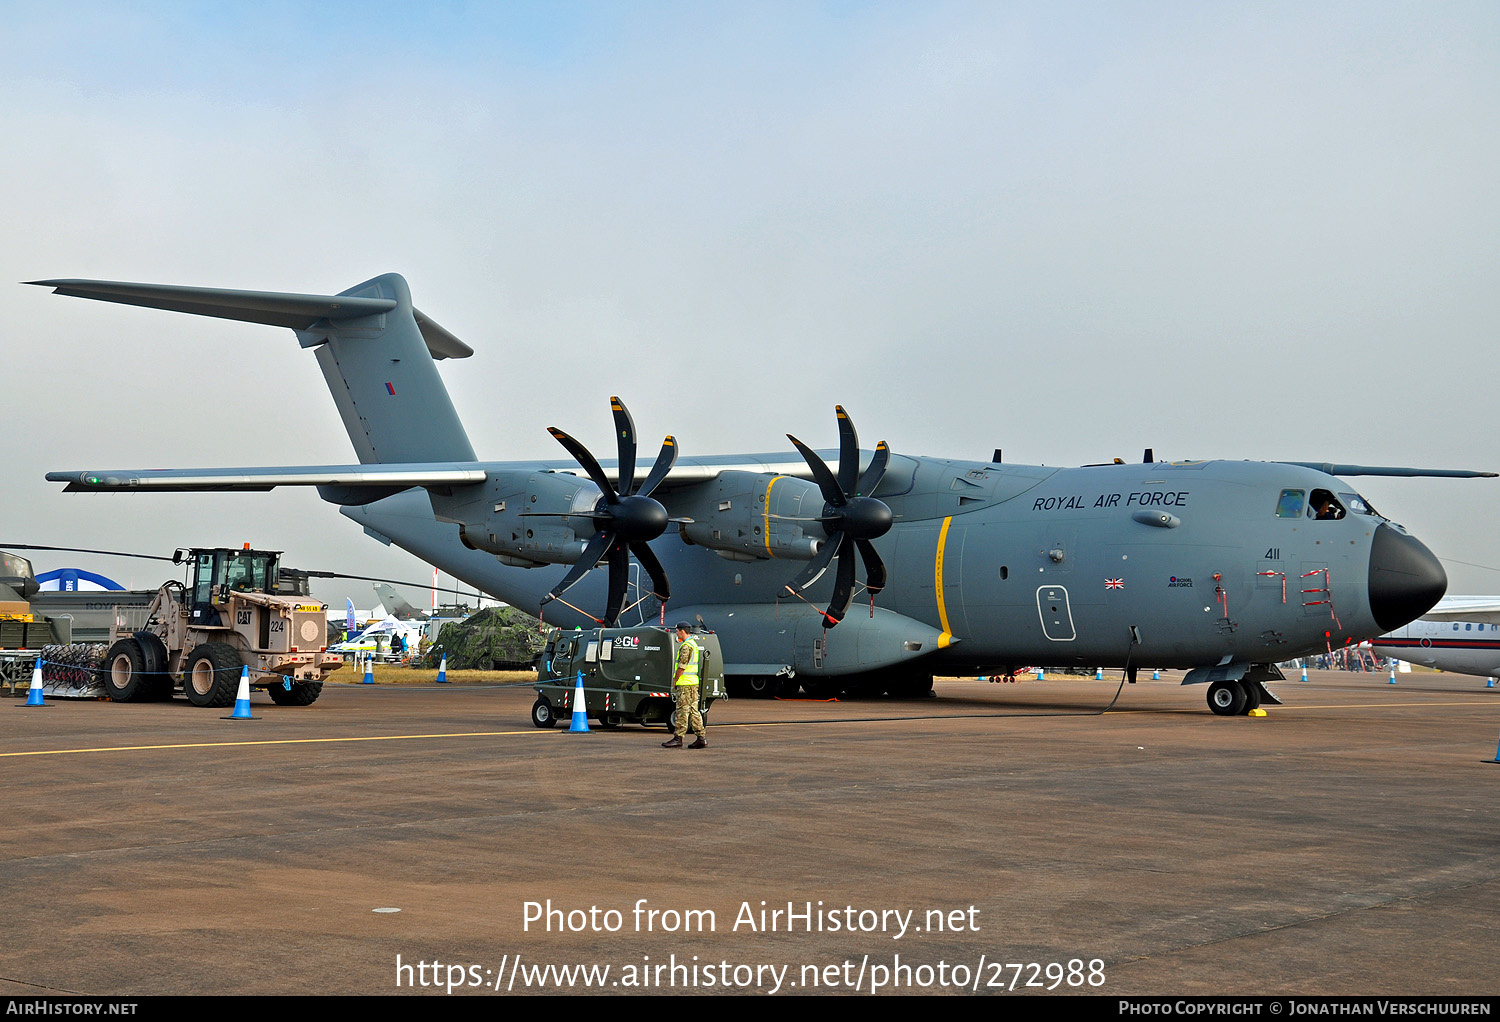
[539,397,677,625]
[782,406,894,627]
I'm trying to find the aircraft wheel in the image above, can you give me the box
[267,682,323,706]
[1241,681,1262,713]
[745,676,775,699]
[531,699,557,729]
[1207,680,1247,717]
[103,638,146,702]
[598,715,622,729]
[183,643,241,707]
[801,677,841,700]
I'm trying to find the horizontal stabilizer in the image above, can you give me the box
[26,278,472,360]
[1281,463,1498,479]
[45,463,487,493]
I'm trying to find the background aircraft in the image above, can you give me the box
[1371,596,1500,681]
[38,274,1483,714]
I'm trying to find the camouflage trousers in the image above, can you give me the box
[673,684,705,738]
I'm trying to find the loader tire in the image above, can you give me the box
[103,639,146,702]
[266,682,323,706]
[183,643,241,708]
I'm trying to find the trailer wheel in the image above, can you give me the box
[103,638,146,702]
[183,643,241,707]
[267,682,323,706]
[531,699,557,728]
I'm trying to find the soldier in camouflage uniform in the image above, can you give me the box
[662,622,707,749]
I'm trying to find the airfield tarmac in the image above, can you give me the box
[2,670,1498,997]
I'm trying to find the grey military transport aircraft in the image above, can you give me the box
[34,274,1487,714]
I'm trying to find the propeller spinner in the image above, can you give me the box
[539,397,677,625]
[783,406,893,627]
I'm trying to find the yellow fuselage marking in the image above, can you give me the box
[935,515,954,648]
[763,475,783,558]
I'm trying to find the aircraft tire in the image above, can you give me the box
[1207,680,1247,717]
[267,682,323,706]
[801,677,842,700]
[1241,681,1262,713]
[102,638,146,702]
[744,676,776,699]
[598,714,622,729]
[183,643,241,708]
[531,698,557,729]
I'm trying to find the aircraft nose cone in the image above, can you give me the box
[1368,524,1446,631]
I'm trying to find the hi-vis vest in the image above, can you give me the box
[675,636,702,687]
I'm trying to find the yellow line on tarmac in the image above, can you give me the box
[1265,700,1499,711]
[0,729,543,759]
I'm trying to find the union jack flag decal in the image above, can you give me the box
[1105,578,1124,589]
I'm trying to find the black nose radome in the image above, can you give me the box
[1368,524,1447,632]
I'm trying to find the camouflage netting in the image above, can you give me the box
[421,606,546,670]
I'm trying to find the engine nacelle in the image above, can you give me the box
[675,471,826,561]
[433,470,602,567]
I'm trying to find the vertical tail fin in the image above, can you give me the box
[301,273,475,463]
[28,273,477,464]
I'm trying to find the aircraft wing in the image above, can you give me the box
[1417,596,1500,626]
[1280,463,1497,478]
[45,464,487,492]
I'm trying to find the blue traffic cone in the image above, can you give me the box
[22,661,48,707]
[1094,667,1103,680]
[568,672,590,733]
[436,654,448,684]
[1388,665,1397,685]
[224,667,258,720]
[1035,668,1044,680]
[1489,728,1500,765]
[1487,677,1495,689]
[362,655,374,685]
[1300,665,1308,682]
[1152,669,1160,680]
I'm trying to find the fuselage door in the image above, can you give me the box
[1036,585,1076,641]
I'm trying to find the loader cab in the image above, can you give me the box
[177,547,282,624]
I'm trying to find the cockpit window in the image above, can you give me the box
[1338,492,1381,518]
[1307,489,1345,521]
[1275,489,1305,518]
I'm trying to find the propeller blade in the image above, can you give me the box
[547,427,618,504]
[856,440,890,498]
[855,538,886,595]
[825,535,857,624]
[835,405,859,497]
[784,535,839,596]
[630,541,671,602]
[610,396,637,495]
[603,541,630,625]
[541,530,615,606]
[635,435,678,499]
[787,434,845,508]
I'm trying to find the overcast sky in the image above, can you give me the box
[3,1,1498,608]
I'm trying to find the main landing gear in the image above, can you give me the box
[1206,679,1265,716]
